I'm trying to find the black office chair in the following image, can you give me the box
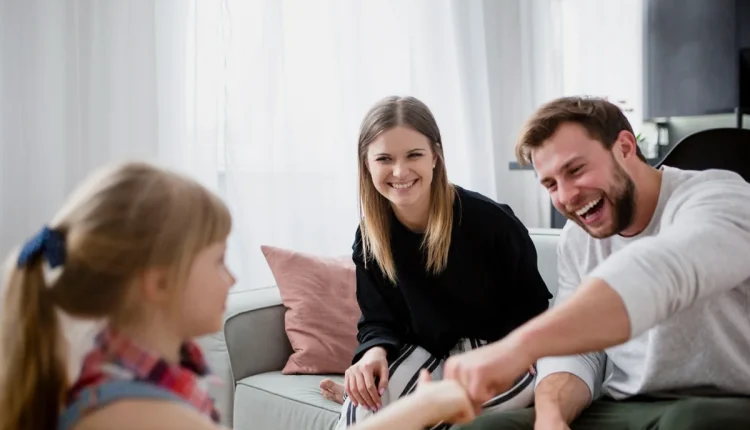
[655,128,750,182]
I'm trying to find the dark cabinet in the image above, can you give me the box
[643,0,750,119]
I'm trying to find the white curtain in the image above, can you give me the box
[187,0,567,291]
[0,0,561,292]
[0,0,194,259]
[560,0,644,133]
[483,0,564,233]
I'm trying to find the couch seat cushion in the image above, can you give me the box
[234,372,344,430]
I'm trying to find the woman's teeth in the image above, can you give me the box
[575,198,601,216]
[391,180,417,189]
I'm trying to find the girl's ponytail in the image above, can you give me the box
[0,235,68,430]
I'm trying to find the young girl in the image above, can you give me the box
[321,96,552,429]
[0,161,477,430]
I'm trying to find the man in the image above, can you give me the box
[445,96,750,430]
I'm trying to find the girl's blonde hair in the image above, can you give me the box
[357,96,455,284]
[0,161,232,430]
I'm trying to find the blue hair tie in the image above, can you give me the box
[17,226,66,269]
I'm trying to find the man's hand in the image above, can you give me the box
[445,277,630,406]
[443,336,534,407]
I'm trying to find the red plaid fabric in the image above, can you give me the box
[68,327,221,423]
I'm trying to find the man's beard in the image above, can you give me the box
[568,161,636,239]
[611,164,636,235]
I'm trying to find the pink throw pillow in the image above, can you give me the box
[261,245,360,375]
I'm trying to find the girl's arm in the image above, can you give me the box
[351,370,475,430]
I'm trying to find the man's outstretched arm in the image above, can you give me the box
[444,268,627,407]
[521,276,631,363]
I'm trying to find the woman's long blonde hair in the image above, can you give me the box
[0,161,232,430]
[357,96,455,284]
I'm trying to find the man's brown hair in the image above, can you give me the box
[515,96,646,165]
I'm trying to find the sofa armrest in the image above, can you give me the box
[224,286,293,383]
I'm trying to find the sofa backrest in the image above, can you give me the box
[221,228,563,388]
[215,227,563,426]
[528,228,561,301]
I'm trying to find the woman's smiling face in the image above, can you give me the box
[365,126,437,211]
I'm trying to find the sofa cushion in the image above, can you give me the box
[261,245,360,375]
[234,372,343,430]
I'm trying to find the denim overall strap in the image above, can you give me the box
[58,380,186,430]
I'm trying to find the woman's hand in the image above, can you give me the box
[345,346,389,411]
[414,370,476,425]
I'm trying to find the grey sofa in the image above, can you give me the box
[198,228,563,430]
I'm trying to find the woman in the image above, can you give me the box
[321,96,552,429]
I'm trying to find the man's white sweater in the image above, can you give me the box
[537,166,750,400]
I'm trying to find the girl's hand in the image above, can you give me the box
[414,370,476,425]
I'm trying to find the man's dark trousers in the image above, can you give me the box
[455,396,750,430]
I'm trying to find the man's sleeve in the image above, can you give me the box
[534,227,607,401]
[588,175,750,338]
